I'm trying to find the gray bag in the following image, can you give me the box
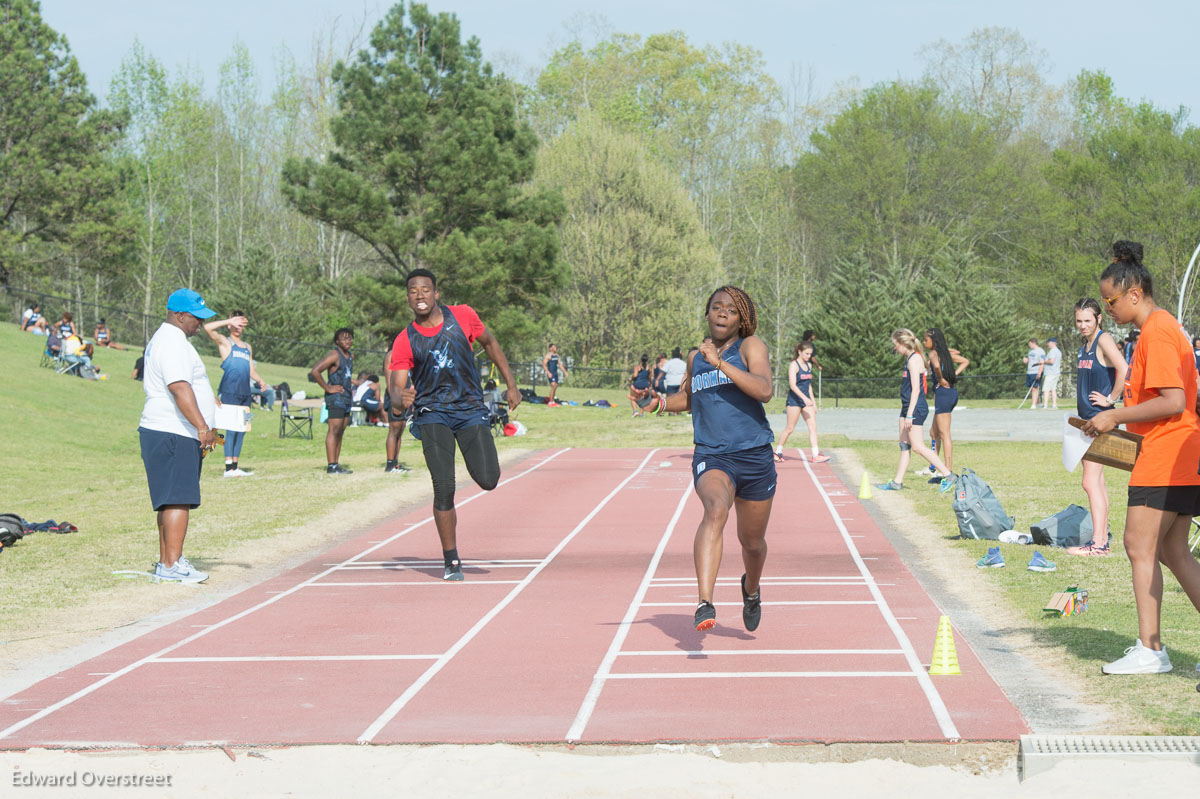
[950,469,1015,540]
[1030,504,1094,548]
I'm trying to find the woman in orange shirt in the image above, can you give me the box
[1083,241,1200,675]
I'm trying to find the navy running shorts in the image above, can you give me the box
[1025,373,1043,389]
[934,386,958,415]
[786,390,811,409]
[1127,485,1200,516]
[901,402,929,427]
[691,444,777,501]
[139,427,203,511]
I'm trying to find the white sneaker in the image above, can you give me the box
[998,530,1032,545]
[1102,640,1172,674]
[154,557,209,584]
[223,468,253,477]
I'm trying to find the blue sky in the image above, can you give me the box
[40,0,1199,115]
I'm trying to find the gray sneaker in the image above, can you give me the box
[155,557,208,584]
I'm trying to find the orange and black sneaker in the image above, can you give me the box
[694,600,716,631]
[741,574,761,632]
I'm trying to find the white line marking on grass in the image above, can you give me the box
[617,649,904,657]
[357,449,661,744]
[801,459,960,740]
[565,479,694,742]
[151,655,440,663]
[0,448,570,743]
[606,671,915,679]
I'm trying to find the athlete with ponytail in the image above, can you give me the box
[1069,296,1127,556]
[1082,241,1200,674]
[877,329,955,492]
[923,328,969,479]
[655,286,776,633]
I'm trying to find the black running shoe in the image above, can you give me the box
[694,600,716,631]
[443,560,464,581]
[741,574,762,632]
[326,464,354,475]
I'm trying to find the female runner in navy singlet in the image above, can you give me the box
[877,329,955,492]
[1069,297,1127,555]
[654,286,775,633]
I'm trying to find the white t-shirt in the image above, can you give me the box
[353,381,374,403]
[663,357,687,386]
[1043,346,1062,379]
[139,322,216,439]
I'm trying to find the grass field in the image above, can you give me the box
[3,320,1198,734]
[850,440,1200,735]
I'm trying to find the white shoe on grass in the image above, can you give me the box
[154,557,208,584]
[1102,640,1171,674]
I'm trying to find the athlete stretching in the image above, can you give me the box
[388,269,522,581]
[655,286,776,632]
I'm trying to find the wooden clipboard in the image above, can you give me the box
[1067,416,1143,471]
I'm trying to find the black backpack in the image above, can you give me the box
[0,514,26,547]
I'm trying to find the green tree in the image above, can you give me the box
[533,116,720,367]
[0,0,125,286]
[281,2,565,346]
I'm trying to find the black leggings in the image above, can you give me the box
[421,423,501,511]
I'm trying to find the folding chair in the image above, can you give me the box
[56,354,85,377]
[279,406,313,439]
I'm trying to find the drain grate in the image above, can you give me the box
[1020,735,1200,780]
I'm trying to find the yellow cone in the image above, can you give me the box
[858,471,872,500]
[929,615,961,675]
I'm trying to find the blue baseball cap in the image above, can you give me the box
[166,288,216,319]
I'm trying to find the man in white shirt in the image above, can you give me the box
[663,347,688,394]
[138,289,218,583]
[1041,338,1062,410]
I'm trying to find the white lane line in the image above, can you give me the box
[647,581,869,588]
[650,576,865,583]
[304,581,524,587]
[325,559,542,566]
[328,559,535,566]
[151,655,440,663]
[0,448,571,742]
[357,449,662,744]
[801,459,960,740]
[641,601,877,607]
[565,480,693,742]
[607,671,915,679]
[618,649,905,656]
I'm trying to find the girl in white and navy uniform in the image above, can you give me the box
[877,329,954,493]
[654,285,776,634]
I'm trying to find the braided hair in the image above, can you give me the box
[704,285,758,338]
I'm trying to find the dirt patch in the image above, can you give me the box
[0,449,534,699]
[829,448,1137,734]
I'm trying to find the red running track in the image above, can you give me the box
[0,448,1027,747]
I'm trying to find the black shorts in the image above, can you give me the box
[325,395,350,419]
[1127,485,1200,516]
[139,428,203,511]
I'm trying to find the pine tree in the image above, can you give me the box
[281,2,565,345]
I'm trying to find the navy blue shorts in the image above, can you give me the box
[786,390,811,409]
[1025,373,1043,389]
[411,406,490,440]
[934,386,958,415]
[139,427,203,511]
[901,401,929,426]
[692,444,777,501]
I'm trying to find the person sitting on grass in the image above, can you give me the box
[21,303,49,334]
[93,318,125,350]
[627,354,655,417]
